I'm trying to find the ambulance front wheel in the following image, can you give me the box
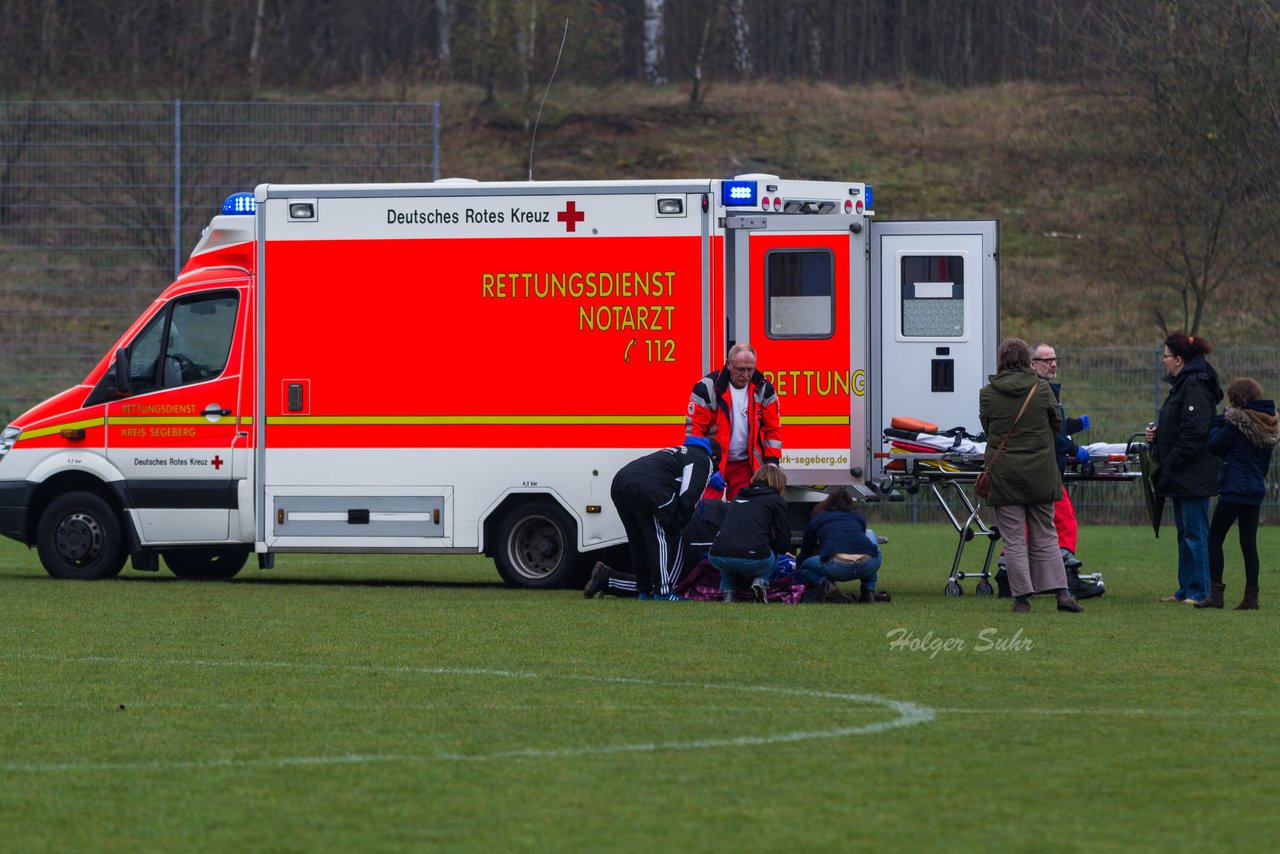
[494,499,581,588]
[36,491,127,580]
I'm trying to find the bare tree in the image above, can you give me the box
[248,0,268,100]
[516,0,538,128]
[727,0,750,77]
[643,0,665,84]
[436,0,454,74]
[688,0,718,107]
[1098,0,1280,335]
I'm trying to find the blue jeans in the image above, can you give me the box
[1172,497,1210,602]
[799,554,882,592]
[709,553,774,591]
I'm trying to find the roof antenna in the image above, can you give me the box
[528,18,569,181]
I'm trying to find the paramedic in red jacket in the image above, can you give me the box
[686,343,783,499]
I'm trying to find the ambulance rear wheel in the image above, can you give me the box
[164,547,250,580]
[494,500,580,588]
[36,491,127,580]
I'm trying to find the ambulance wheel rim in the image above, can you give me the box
[507,515,564,579]
[55,512,102,564]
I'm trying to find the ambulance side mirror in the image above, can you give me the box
[112,348,133,397]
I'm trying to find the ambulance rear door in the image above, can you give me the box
[725,213,870,488]
[869,220,998,479]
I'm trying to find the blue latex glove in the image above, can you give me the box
[707,471,726,490]
[1075,446,1090,464]
[1079,414,1091,431]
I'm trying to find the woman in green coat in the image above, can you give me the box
[979,338,1084,613]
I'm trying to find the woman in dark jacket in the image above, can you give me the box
[708,464,790,602]
[978,337,1082,613]
[1145,333,1223,605]
[796,487,882,603]
[1197,377,1278,609]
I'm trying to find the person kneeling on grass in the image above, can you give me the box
[707,464,791,603]
[795,486,883,604]
[584,498,728,599]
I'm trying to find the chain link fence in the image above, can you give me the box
[1,99,440,423]
[2,103,1276,523]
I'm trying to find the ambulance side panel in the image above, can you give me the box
[255,185,713,564]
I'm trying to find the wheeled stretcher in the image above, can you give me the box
[877,421,1145,596]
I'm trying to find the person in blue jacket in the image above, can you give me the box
[1198,377,1279,610]
[796,486,883,603]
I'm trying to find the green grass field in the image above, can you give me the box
[2,524,1276,851]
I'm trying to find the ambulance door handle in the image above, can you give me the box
[202,406,233,417]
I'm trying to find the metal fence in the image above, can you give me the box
[0,99,441,423]
[1,102,1276,522]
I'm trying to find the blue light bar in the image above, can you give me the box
[221,192,257,215]
[720,180,758,207]
[865,185,874,210]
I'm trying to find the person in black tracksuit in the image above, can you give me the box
[610,436,719,600]
[584,498,729,598]
[708,464,791,602]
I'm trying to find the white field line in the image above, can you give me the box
[0,652,933,770]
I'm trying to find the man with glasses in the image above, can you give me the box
[1030,342,1092,562]
[686,343,783,500]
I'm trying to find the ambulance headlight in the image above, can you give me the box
[221,192,257,215]
[0,425,19,461]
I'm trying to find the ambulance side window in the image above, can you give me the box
[900,256,965,338]
[127,291,239,394]
[765,249,834,339]
[164,294,238,387]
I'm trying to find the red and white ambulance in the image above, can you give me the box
[0,176,996,585]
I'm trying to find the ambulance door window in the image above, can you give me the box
[765,249,834,338]
[162,293,238,388]
[900,256,964,337]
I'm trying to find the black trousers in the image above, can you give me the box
[1209,500,1261,588]
[611,481,683,596]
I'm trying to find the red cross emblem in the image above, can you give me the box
[557,201,585,232]
[211,455,224,470]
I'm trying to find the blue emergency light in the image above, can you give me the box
[221,192,257,215]
[720,180,758,207]
[865,185,874,210]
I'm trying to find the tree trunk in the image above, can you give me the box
[643,0,666,85]
[435,0,453,74]
[519,0,537,130]
[728,0,750,77]
[247,0,267,101]
[689,0,718,108]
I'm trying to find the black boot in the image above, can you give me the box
[1195,582,1226,609]
[1235,586,1259,610]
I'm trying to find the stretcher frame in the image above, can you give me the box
[880,433,1146,596]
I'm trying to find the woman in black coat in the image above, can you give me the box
[1145,333,1223,605]
[708,464,790,602]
